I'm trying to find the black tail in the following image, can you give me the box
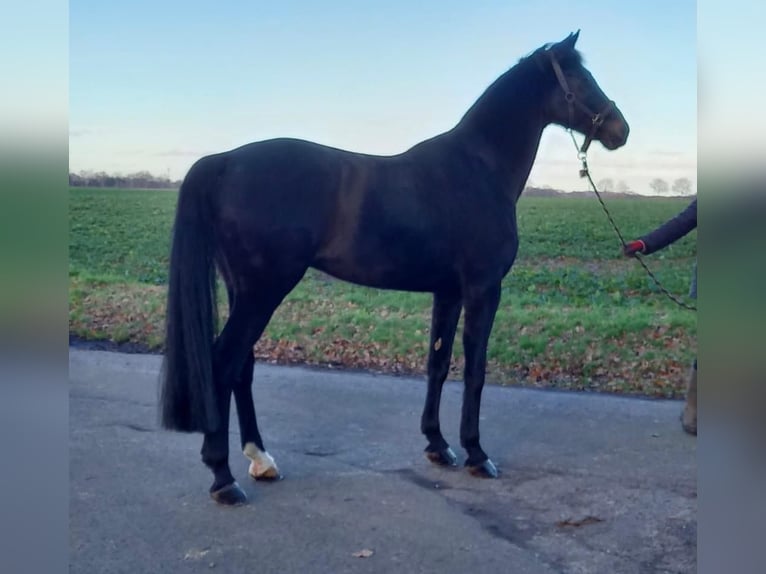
[159,155,224,433]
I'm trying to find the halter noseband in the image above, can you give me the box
[547,50,614,155]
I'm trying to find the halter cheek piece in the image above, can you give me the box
[547,51,615,155]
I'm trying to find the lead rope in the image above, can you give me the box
[567,129,697,312]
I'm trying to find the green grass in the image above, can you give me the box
[69,187,697,397]
[69,188,177,284]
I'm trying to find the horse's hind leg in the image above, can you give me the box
[421,292,462,467]
[201,300,267,505]
[233,352,282,481]
[204,270,305,505]
[200,306,254,504]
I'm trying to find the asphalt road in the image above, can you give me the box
[70,349,696,573]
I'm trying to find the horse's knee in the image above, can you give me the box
[427,352,452,382]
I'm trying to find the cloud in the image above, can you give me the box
[535,153,696,172]
[155,149,212,158]
[69,126,111,138]
[69,128,94,137]
[648,149,685,158]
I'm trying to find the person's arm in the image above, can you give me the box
[624,198,697,256]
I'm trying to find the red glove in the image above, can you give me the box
[623,239,646,256]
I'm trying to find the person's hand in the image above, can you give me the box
[623,239,645,257]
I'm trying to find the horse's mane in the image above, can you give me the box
[458,43,585,130]
[518,43,585,70]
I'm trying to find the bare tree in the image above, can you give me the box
[649,178,669,195]
[597,178,614,192]
[69,170,178,189]
[616,180,631,193]
[672,177,693,196]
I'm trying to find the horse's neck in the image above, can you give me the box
[456,67,549,200]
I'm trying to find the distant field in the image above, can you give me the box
[69,187,697,397]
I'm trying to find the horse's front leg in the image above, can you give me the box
[421,291,462,466]
[460,283,501,478]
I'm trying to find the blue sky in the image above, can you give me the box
[70,1,697,194]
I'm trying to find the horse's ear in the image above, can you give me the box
[554,30,580,52]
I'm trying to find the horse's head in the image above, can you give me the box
[540,31,629,152]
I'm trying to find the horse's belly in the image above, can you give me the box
[312,255,453,293]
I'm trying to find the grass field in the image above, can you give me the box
[69,187,697,397]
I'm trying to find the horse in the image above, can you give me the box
[159,30,629,505]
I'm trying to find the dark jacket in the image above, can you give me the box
[640,198,697,255]
[640,197,697,298]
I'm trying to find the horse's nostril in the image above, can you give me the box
[620,123,630,142]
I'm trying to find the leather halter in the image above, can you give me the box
[547,50,614,155]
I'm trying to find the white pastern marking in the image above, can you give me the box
[243,442,279,478]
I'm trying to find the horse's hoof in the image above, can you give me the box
[425,446,458,467]
[244,444,283,482]
[249,464,284,482]
[467,459,499,479]
[210,482,248,505]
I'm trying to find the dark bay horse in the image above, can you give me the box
[160,31,629,505]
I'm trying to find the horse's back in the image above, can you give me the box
[208,138,375,278]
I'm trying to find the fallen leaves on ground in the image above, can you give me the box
[183,548,210,561]
[69,277,695,398]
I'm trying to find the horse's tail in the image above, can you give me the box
[159,154,224,434]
